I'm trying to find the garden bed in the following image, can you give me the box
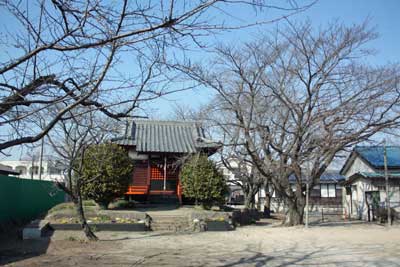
[45,201,149,232]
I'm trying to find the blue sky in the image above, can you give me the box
[1,0,400,160]
[153,0,400,118]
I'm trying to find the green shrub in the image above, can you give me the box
[48,202,75,213]
[81,143,133,209]
[180,154,227,208]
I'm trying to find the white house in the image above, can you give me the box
[0,158,66,182]
[218,158,345,213]
[340,146,400,221]
[216,159,253,205]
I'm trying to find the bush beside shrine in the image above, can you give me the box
[80,143,133,209]
[180,154,227,208]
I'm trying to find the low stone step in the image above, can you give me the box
[23,219,50,239]
[149,215,191,232]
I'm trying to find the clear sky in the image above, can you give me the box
[152,0,400,118]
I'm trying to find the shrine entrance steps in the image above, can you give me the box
[149,215,191,232]
[147,194,179,204]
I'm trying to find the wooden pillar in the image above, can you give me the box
[163,156,167,191]
[177,181,182,205]
[146,158,151,201]
[177,166,182,205]
[147,159,151,187]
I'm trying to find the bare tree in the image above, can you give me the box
[0,0,313,153]
[206,108,263,209]
[46,109,116,240]
[175,21,400,225]
[172,101,266,210]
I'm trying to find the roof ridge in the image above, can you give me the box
[132,119,201,125]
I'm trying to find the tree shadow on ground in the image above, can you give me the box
[309,220,384,228]
[100,231,192,242]
[0,227,52,266]
[217,243,399,267]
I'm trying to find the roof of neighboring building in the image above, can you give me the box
[340,146,400,175]
[342,171,400,186]
[112,119,221,154]
[289,171,345,184]
[0,164,19,176]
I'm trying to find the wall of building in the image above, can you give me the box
[343,156,375,178]
[343,178,400,220]
[256,184,342,214]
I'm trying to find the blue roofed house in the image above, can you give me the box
[266,171,345,214]
[340,146,400,221]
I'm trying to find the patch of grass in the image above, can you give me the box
[48,202,75,214]
[83,200,96,207]
[48,202,98,216]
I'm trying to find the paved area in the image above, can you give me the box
[2,223,400,266]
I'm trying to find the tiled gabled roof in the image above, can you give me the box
[342,171,400,186]
[112,119,221,154]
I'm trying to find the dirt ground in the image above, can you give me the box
[1,222,400,267]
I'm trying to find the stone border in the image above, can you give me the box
[205,221,233,231]
[50,223,148,231]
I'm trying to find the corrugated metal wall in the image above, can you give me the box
[0,175,65,224]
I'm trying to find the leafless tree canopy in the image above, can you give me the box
[177,21,400,225]
[0,0,313,152]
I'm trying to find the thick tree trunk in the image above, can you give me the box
[284,204,304,226]
[284,191,306,226]
[243,193,253,210]
[75,197,98,241]
[243,187,256,210]
[263,193,271,218]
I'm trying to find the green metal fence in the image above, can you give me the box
[0,175,65,223]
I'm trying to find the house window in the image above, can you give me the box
[48,167,62,175]
[321,184,336,198]
[15,166,27,175]
[29,166,44,175]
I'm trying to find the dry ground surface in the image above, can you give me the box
[1,222,400,267]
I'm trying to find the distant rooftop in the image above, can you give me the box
[112,119,221,154]
[354,146,400,169]
[0,164,19,176]
[289,171,345,184]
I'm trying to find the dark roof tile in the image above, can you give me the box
[112,119,220,154]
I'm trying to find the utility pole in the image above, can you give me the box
[383,141,391,226]
[31,154,34,180]
[305,180,309,228]
[38,137,44,180]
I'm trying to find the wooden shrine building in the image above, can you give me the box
[112,119,221,203]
